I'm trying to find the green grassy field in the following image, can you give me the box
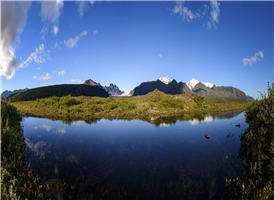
[12,89,253,121]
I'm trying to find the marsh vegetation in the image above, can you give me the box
[12,89,252,121]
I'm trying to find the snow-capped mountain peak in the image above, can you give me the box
[186,78,217,90]
[159,77,171,85]
[148,77,171,85]
[186,78,200,90]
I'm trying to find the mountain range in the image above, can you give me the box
[84,79,131,96]
[5,77,255,102]
[132,77,254,101]
[1,88,29,98]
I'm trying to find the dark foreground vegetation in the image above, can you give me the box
[226,78,274,199]
[1,98,49,199]
[12,89,252,121]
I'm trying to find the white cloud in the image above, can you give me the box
[41,73,52,80]
[159,54,162,58]
[53,25,59,36]
[74,60,82,63]
[71,79,82,83]
[58,70,65,76]
[21,43,50,68]
[210,0,220,29]
[258,51,264,59]
[47,50,50,53]
[171,1,201,23]
[41,1,63,24]
[242,51,264,66]
[64,30,88,48]
[53,42,61,50]
[0,1,31,80]
[33,124,53,131]
[40,26,48,40]
[76,1,95,17]
[53,70,65,76]
[64,36,80,48]
[205,0,220,30]
[41,1,64,36]
[37,67,40,70]
[206,21,212,30]
[93,29,97,35]
[33,73,52,81]
[20,57,22,60]
[80,31,87,37]
[53,128,66,134]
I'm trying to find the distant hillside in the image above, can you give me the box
[83,79,103,87]
[163,80,195,95]
[247,95,255,101]
[193,83,250,101]
[132,80,167,96]
[84,79,124,96]
[8,84,109,102]
[103,83,123,95]
[1,88,28,98]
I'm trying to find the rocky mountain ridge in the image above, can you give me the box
[1,88,29,98]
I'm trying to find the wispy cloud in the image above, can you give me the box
[53,25,59,36]
[53,128,66,134]
[21,44,51,68]
[71,79,82,83]
[74,60,82,63]
[53,42,61,50]
[37,67,40,70]
[0,1,31,80]
[64,30,88,48]
[159,54,162,58]
[206,0,220,30]
[53,70,65,76]
[41,0,64,36]
[76,1,95,17]
[242,51,264,66]
[33,73,52,81]
[40,26,48,40]
[171,1,202,23]
[32,124,53,131]
[93,29,97,35]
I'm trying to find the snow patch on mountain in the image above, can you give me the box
[186,78,217,90]
[186,78,200,90]
[159,77,171,84]
[148,77,171,85]
[120,90,132,96]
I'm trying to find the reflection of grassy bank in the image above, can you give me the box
[12,90,252,120]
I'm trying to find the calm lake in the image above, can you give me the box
[22,110,249,200]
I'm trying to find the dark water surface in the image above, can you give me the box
[22,110,248,200]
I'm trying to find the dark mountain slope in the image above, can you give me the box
[103,83,123,95]
[132,80,167,96]
[193,83,249,101]
[8,84,109,102]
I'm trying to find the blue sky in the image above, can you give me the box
[1,1,273,100]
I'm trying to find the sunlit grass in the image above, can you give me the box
[11,90,253,120]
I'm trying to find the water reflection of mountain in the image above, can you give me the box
[210,110,244,120]
[188,110,243,126]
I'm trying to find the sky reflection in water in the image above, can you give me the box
[22,110,248,200]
